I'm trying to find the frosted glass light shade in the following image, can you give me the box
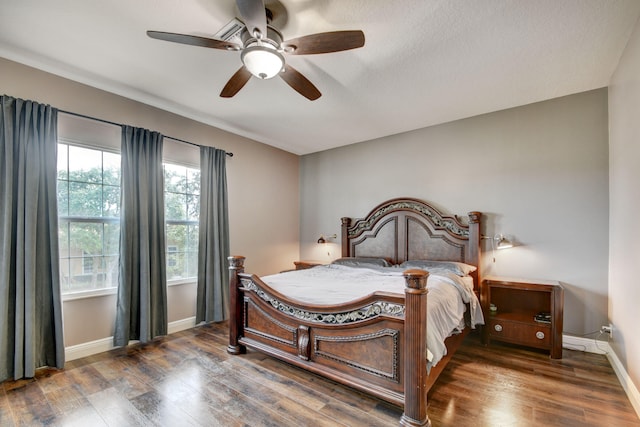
[241,46,284,79]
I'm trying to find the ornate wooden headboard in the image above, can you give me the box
[341,198,481,287]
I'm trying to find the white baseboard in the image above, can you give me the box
[167,316,197,334]
[563,334,640,418]
[562,334,611,355]
[65,316,197,361]
[65,336,115,361]
[606,342,640,417]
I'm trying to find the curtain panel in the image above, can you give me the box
[114,126,167,346]
[0,95,64,381]
[196,146,230,323]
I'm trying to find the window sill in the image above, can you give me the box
[61,278,197,301]
[167,278,197,287]
[62,287,117,301]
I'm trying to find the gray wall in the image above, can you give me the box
[609,16,640,401]
[300,89,609,337]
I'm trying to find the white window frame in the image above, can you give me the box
[58,139,122,300]
[164,162,200,284]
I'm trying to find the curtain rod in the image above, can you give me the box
[59,109,233,157]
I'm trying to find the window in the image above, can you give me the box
[57,143,121,294]
[57,143,200,293]
[164,164,200,281]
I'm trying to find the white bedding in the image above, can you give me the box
[261,264,484,367]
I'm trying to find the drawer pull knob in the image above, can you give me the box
[494,324,503,332]
[536,331,545,340]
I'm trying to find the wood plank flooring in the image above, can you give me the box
[1,322,638,426]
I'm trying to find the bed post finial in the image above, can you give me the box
[228,256,246,355]
[401,269,432,427]
[229,256,245,270]
[468,211,480,224]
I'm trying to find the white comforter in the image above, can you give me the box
[261,264,484,367]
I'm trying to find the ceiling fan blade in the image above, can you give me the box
[282,30,365,55]
[279,64,321,101]
[236,0,267,40]
[220,67,253,98]
[147,31,241,51]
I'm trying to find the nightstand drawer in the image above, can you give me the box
[487,318,552,347]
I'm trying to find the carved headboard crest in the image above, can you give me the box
[340,198,481,283]
[345,200,470,238]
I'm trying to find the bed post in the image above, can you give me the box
[341,217,351,257]
[227,255,246,355]
[400,269,431,427]
[467,211,482,289]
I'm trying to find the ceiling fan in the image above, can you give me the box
[147,0,365,100]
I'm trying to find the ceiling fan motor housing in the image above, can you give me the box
[241,24,283,50]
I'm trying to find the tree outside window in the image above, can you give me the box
[164,164,200,280]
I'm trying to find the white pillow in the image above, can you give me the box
[398,260,477,276]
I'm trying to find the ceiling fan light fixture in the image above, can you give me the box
[241,45,284,79]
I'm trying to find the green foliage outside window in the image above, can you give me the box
[164,164,200,280]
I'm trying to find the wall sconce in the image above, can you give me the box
[482,234,513,250]
[482,233,514,263]
[317,234,337,244]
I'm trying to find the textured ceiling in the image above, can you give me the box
[1,0,639,155]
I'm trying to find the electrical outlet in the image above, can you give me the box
[601,324,613,339]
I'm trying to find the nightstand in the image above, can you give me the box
[293,261,323,270]
[482,276,564,359]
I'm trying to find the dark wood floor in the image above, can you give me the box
[1,322,638,427]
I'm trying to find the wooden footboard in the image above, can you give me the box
[227,256,432,427]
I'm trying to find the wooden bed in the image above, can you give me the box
[227,198,481,427]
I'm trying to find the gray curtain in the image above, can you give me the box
[196,147,230,323]
[114,126,167,346]
[0,95,64,381]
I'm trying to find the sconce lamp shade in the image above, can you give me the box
[495,235,513,250]
[317,234,337,244]
[482,234,514,250]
